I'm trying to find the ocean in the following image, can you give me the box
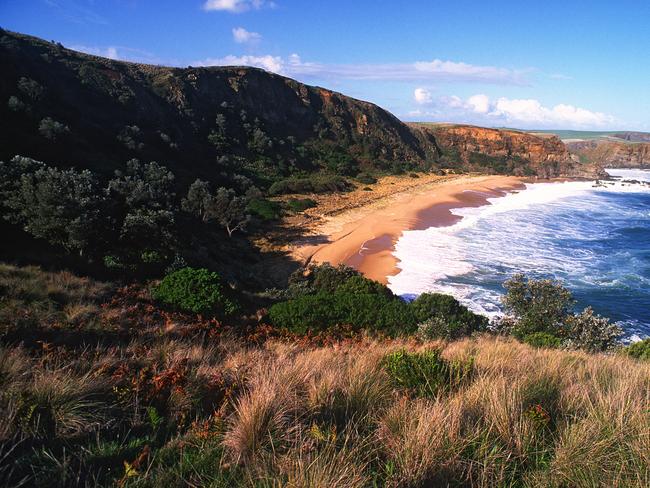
[388,169,650,340]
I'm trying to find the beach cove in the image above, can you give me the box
[293,174,527,283]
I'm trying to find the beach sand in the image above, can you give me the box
[292,175,526,283]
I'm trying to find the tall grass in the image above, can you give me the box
[1,264,648,486]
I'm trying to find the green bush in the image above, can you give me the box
[335,274,394,298]
[501,274,623,352]
[298,263,360,295]
[152,267,237,315]
[267,292,415,335]
[356,173,377,185]
[522,332,562,349]
[624,338,650,361]
[382,349,473,397]
[273,265,491,337]
[268,175,350,195]
[247,198,281,220]
[286,198,317,213]
[563,307,622,353]
[410,293,488,338]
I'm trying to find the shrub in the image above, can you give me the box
[247,198,281,220]
[38,117,69,141]
[286,198,317,213]
[335,274,394,298]
[300,263,361,295]
[502,274,575,337]
[563,307,623,352]
[501,274,623,352]
[382,349,472,397]
[417,316,452,341]
[624,338,650,361]
[267,292,415,334]
[268,175,350,195]
[275,265,490,337]
[152,267,237,315]
[356,173,377,185]
[7,95,25,112]
[411,293,488,338]
[523,332,562,349]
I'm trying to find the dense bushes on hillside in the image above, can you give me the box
[0,29,442,194]
[267,174,351,195]
[268,264,487,337]
[0,156,259,276]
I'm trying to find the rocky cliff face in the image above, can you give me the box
[414,124,602,178]
[567,140,650,169]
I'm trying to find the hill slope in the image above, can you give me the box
[0,29,599,185]
[0,29,439,188]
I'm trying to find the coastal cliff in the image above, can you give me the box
[567,140,650,169]
[413,124,603,178]
[1,29,594,182]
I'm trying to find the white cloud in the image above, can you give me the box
[491,97,613,127]
[193,54,283,73]
[413,60,527,84]
[194,53,529,85]
[70,44,120,59]
[415,93,615,129]
[467,94,490,114]
[414,88,432,104]
[232,27,262,43]
[69,44,164,64]
[203,0,275,13]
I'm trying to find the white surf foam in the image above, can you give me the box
[387,173,650,320]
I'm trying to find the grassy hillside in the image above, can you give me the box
[1,263,648,487]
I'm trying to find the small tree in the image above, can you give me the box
[563,307,623,353]
[38,117,69,141]
[108,159,175,209]
[152,267,237,315]
[181,179,212,222]
[207,187,250,237]
[1,158,102,256]
[502,274,575,337]
[17,77,43,101]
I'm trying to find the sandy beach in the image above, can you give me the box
[292,174,527,283]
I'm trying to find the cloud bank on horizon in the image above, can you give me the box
[410,90,616,129]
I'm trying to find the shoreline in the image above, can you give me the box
[292,174,527,283]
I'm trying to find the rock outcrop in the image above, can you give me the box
[413,124,602,178]
[567,140,650,169]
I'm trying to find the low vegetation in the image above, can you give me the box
[151,267,238,316]
[498,273,623,352]
[1,263,648,487]
[267,264,488,336]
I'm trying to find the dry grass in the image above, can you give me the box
[1,285,648,487]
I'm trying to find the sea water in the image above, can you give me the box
[388,169,650,340]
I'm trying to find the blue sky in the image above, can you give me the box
[2,0,649,130]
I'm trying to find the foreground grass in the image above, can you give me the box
[1,264,649,487]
